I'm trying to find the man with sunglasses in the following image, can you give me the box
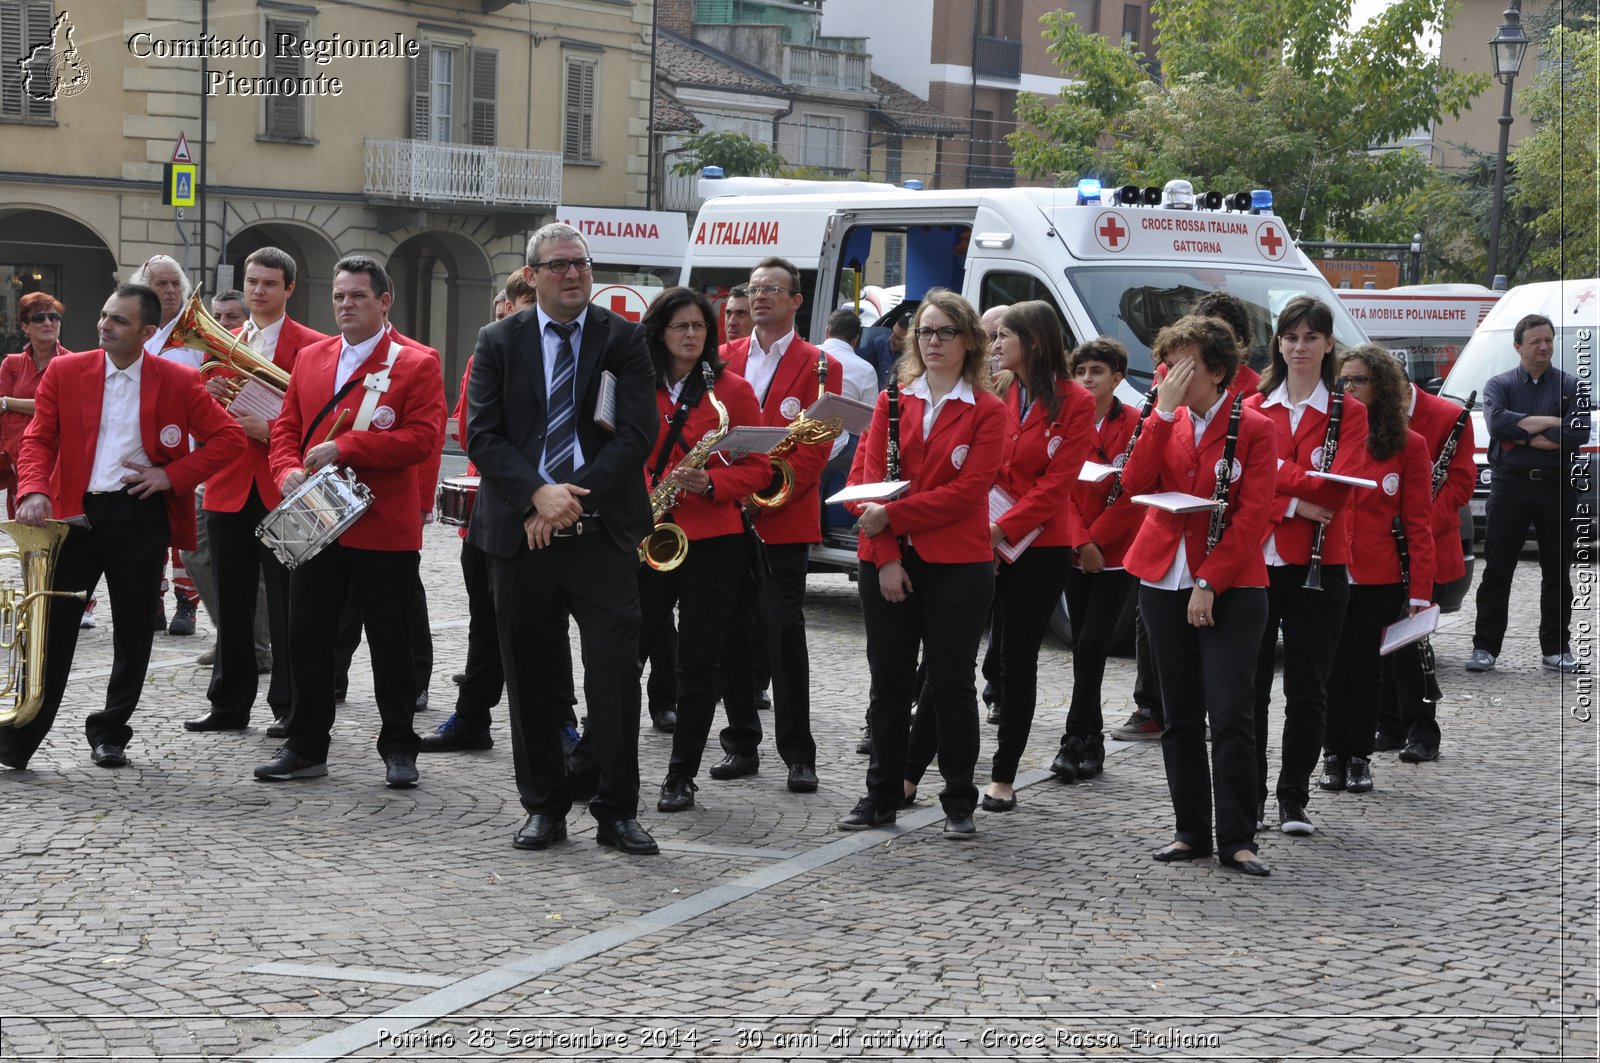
[713,256,842,796]
[467,223,660,855]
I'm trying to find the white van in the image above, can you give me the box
[1440,278,1599,542]
[1336,284,1501,386]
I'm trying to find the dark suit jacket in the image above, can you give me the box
[465,302,655,556]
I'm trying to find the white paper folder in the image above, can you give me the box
[806,393,876,435]
[826,480,910,505]
[1130,491,1220,514]
[1380,604,1440,656]
[709,426,791,459]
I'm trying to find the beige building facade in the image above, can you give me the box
[1431,0,1553,171]
[0,0,653,400]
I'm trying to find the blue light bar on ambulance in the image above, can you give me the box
[702,166,725,179]
[1076,178,1102,205]
[1250,189,1273,214]
[903,179,924,190]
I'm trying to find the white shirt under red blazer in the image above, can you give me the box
[1346,428,1437,604]
[268,328,447,553]
[846,378,1008,566]
[1120,398,1279,593]
[643,370,774,541]
[1245,382,1370,567]
[17,350,247,551]
[1407,384,1476,585]
[993,377,1094,548]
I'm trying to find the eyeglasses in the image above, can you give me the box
[532,258,593,275]
[666,321,708,334]
[25,312,62,324]
[747,285,794,298]
[914,326,961,342]
[1339,374,1371,388]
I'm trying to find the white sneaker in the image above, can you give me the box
[1543,653,1582,673]
[1465,648,1495,672]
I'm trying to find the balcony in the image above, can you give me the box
[973,35,1022,81]
[782,44,871,92]
[965,164,1016,188]
[363,138,563,209]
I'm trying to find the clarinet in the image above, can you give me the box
[1391,516,1444,704]
[1303,380,1345,591]
[885,378,902,481]
[1432,390,1476,498]
[1105,388,1157,505]
[1207,392,1247,551]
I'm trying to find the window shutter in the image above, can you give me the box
[410,45,431,140]
[563,57,594,161]
[264,17,304,138]
[21,0,52,118]
[0,1,26,117]
[469,47,496,147]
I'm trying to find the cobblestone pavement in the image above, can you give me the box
[1,460,1595,1061]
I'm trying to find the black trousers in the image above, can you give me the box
[1474,473,1576,656]
[1063,566,1136,739]
[205,486,291,722]
[1325,583,1405,758]
[489,530,642,821]
[1132,604,1163,718]
[1142,584,1267,855]
[720,542,815,767]
[859,552,993,818]
[1254,563,1349,808]
[638,533,743,780]
[1378,641,1440,750]
[5,491,168,759]
[452,539,505,730]
[988,546,1072,784]
[334,563,433,697]
[284,544,420,763]
[980,601,1004,707]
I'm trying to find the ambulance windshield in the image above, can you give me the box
[1069,267,1365,379]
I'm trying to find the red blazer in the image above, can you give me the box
[643,370,773,541]
[1121,401,1278,593]
[1407,385,1475,584]
[17,350,246,551]
[1244,387,1370,566]
[390,329,446,515]
[269,328,448,552]
[1068,398,1148,568]
[1347,429,1436,602]
[203,316,329,514]
[994,377,1094,549]
[721,334,842,545]
[847,384,1008,565]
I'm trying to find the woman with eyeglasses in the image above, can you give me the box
[0,293,72,518]
[838,288,1007,839]
[635,288,774,814]
[1320,345,1434,796]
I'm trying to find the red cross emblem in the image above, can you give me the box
[609,294,641,322]
[1256,221,1286,260]
[1094,211,1129,253]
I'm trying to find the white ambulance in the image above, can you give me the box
[1336,283,1501,386]
[556,204,687,324]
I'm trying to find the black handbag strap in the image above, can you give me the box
[301,377,365,454]
[648,373,707,488]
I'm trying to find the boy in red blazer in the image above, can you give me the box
[0,284,245,771]
[255,256,446,789]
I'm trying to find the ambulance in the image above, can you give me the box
[556,204,687,325]
[1336,283,1501,385]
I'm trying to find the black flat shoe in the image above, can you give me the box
[1219,851,1271,877]
[1152,843,1210,862]
[184,711,250,732]
[512,813,567,850]
[980,793,1016,812]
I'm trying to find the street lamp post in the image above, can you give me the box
[1486,0,1530,289]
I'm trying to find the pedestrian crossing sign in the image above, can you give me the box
[163,163,197,207]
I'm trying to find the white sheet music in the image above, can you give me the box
[595,370,617,432]
[1307,470,1379,489]
[806,393,875,435]
[1380,604,1441,656]
[825,480,910,505]
[990,485,1042,563]
[230,378,283,421]
[1078,461,1117,483]
[1130,491,1219,514]
[710,426,791,460]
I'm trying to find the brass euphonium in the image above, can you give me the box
[164,292,292,407]
[0,520,86,729]
[639,362,730,572]
[750,348,844,510]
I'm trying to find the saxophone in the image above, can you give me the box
[639,361,729,572]
[749,347,845,510]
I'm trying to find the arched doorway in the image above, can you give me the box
[0,208,117,352]
[385,232,495,405]
[224,222,341,335]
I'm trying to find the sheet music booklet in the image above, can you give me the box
[1078,461,1117,483]
[1380,604,1441,656]
[806,393,875,435]
[1307,470,1379,489]
[595,370,617,432]
[230,378,284,421]
[710,426,792,460]
[989,485,1042,563]
[825,481,910,505]
[1130,491,1220,514]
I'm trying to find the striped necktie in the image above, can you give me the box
[545,320,579,482]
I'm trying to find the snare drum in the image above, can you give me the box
[434,475,480,527]
[256,465,374,570]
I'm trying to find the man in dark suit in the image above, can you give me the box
[466,222,659,855]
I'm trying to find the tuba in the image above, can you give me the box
[750,348,845,510]
[640,362,730,572]
[0,520,86,729]
[164,292,292,408]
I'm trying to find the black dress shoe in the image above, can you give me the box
[1048,749,1079,783]
[1220,850,1272,877]
[1345,755,1374,793]
[184,710,249,733]
[1317,753,1347,792]
[708,751,759,780]
[838,798,895,831]
[452,672,467,686]
[753,691,772,712]
[980,793,1016,812]
[419,713,493,752]
[1075,738,1105,779]
[1398,740,1438,763]
[254,746,327,781]
[855,726,873,755]
[943,813,977,839]
[657,775,697,813]
[786,763,818,793]
[650,707,677,733]
[383,753,419,789]
[512,812,567,850]
[265,719,289,739]
[1153,842,1211,862]
[596,817,659,855]
[91,743,127,768]
[1372,731,1404,752]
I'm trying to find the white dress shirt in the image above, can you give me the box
[901,374,976,439]
[1260,380,1329,566]
[1142,392,1229,591]
[245,314,286,359]
[535,305,589,478]
[89,353,153,493]
[744,328,794,406]
[334,329,385,393]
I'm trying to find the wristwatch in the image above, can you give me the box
[703,479,716,501]
[1194,578,1213,593]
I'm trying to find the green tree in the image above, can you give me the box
[1010,0,1487,241]
[669,129,785,178]
[1511,20,1599,278]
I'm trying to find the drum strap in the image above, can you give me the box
[353,340,403,432]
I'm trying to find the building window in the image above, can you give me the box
[1122,3,1143,47]
[564,55,598,162]
[411,43,497,146]
[263,16,307,139]
[429,47,455,142]
[1,0,58,122]
[884,134,903,184]
[802,113,844,169]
